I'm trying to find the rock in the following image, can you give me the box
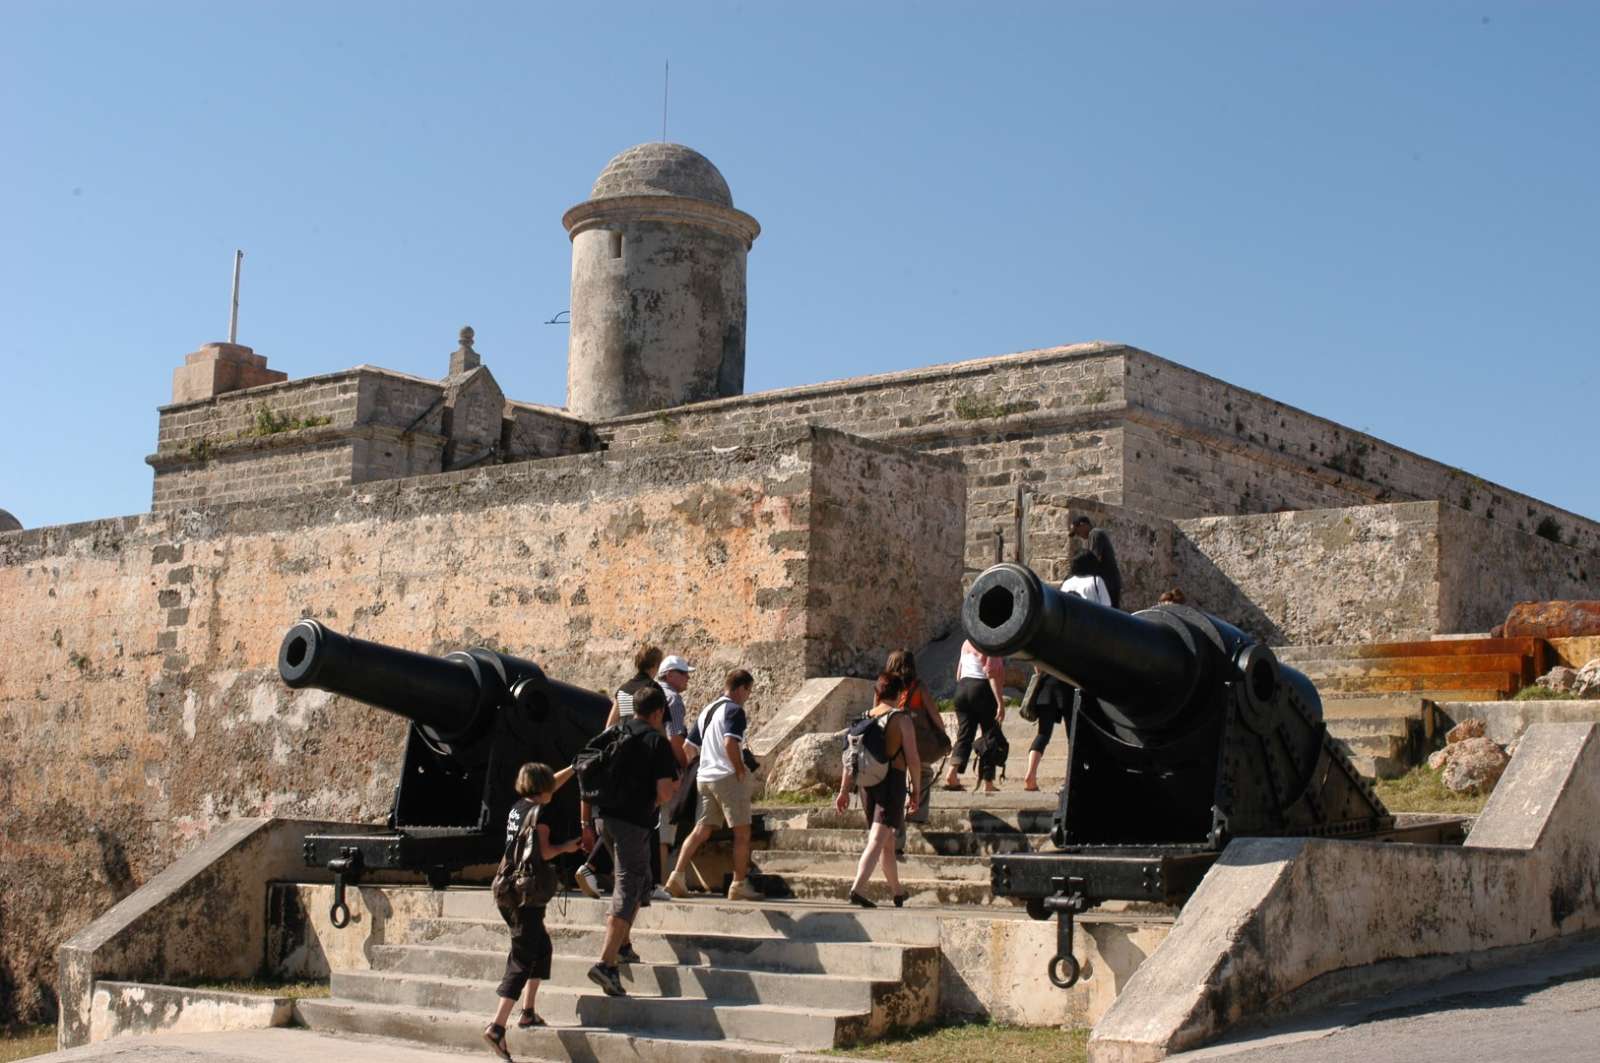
[1502,601,1600,639]
[1577,659,1600,698]
[1446,719,1486,744]
[1441,737,1509,795]
[1537,666,1580,694]
[1427,747,1454,772]
[763,730,845,796]
[1505,736,1521,760]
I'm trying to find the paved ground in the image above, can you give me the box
[1181,933,1600,1061]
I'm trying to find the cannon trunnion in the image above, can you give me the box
[278,620,610,924]
[962,564,1422,988]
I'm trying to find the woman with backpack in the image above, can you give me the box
[483,761,583,1059]
[885,649,950,851]
[835,672,921,908]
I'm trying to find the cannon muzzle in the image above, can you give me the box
[962,563,1213,732]
[279,619,480,737]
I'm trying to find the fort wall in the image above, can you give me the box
[0,426,962,1025]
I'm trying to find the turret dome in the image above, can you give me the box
[589,142,734,207]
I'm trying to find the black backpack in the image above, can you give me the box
[491,804,558,910]
[574,723,631,807]
[973,728,1011,778]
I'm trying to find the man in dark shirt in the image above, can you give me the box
[583,683,679,998]
[1071,516,1123,609]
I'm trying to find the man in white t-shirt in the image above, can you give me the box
[664,669,765,902]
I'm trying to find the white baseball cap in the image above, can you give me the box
[657,655,696,677]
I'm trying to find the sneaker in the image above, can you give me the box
[587,961,626,997]
[649,884,674,902]
[665,871,690,899]
[575,864,602,899]
[617,942,641,965]
[481,1023,511,1060]
[727,878,764,902]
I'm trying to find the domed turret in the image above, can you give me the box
[563,143,760,419]
[0,509,20,533]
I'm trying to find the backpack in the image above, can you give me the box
[973,728,1011,778]
[841,710,903,789]
[491,804,558,910]
[574,724,631,807]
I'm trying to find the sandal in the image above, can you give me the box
[482,1023,511,1060]
[939,781,967,791]
[1022,781,1039,792]
[893,892,909,908]
[517,1007,546,1029]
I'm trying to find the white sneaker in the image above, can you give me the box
[649,885,673,902]
[576,864,602,899]
[727,878,764,902]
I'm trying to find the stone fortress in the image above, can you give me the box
[3,140,1600,1038]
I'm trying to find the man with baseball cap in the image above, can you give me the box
[655,655,697,889]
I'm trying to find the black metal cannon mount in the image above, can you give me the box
[962,564,1463,989]
[278,619,610,927]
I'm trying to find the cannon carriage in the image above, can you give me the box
[277,620,610,925]
[961,563,1464,987]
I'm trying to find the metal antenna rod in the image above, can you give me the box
[228,249,243,344]
[662,59,669,142]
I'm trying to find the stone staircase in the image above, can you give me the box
[294,891,939,1059]
[749,799,1056,907]
[1279,636,1551,779]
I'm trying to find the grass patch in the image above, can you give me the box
[758,789,831,806]
[183,978,329,1000]
[1374,765,1489,814]
[0,1026,55,1063]
[1513,685,1584,701]
[831,1021,1089,1062]
[248,405,331,437]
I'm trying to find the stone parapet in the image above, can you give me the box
[170,343,287,404]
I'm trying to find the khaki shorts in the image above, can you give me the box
[697,774,752,829]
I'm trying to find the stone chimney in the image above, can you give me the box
[170,342,286,404]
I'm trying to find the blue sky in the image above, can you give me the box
[3,2,1596,529]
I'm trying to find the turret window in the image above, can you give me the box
[608,231,623,259]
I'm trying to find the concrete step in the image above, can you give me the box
[765,804,1056,833]
[1312,671,1517,696]
[1331,732,1408,762]
[370,944,892,1012]
[295,997,794,1061]
[407,917,919,980]
[1347,752,1409,780]
[754,872,1018,908]
[1287,652,1529,680]
[764,827,1052,857]
[1277,637,1544,662]
[1324,715,1413,739]
[329,969,866,1049]
[753,849,990,882]
[436,892,939,945]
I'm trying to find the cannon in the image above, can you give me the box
[278,619,610,925]
[962,564,1463,988]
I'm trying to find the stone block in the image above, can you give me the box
[170,344,286,404]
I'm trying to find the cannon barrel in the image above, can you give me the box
[962,563,1208,730]
[278,619,481,736]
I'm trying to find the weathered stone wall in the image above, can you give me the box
[1122,351,1600,553]
[595,343,1130,572]
[1174,503,1446,645]
[1173,501,1598,646]
[1436,502,1596,634]
[0,425,963,1026]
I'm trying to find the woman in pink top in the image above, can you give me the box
[943,640,1007,793]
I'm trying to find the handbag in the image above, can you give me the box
[1018,672,1043,723]
[972,729,1011,779]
